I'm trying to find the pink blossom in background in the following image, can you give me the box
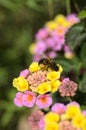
[67,101,80,108]
[53,38,64,51]
[31,14,80,61]
[34,41,46,55]
[64,45,71,52]
[67,14,80,25]
[33,55,42,61]
[19,69,29,78]
[82,110,86,117]
[14,92,23,107]
[35,28,48,40]
[46,37,56,48]
[51,103,66,115]
[36,94,52,109]
[22,91,36,108]
[64,45,74,59]
[56,26,66,36]
[47,51,57,59]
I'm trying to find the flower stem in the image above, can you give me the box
[72,0,80,13]
[48,0,54,19]
[67,97,72,102]
[66,0,71,15]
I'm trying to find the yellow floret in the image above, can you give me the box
[29,43,36,54]
[13,76,29,92]
[29,62,40,72]
[57,64,63,73]
[72,114,86,128]
[64,52,74,59]
[54,14,66,25]
[45,21,57,31]
[47,71,60,80]
[45,112,59,123]
[61,113,68,120]
[44,122,59,130]
[54,14,71,27]
[50,80,61,92]
[65,105,81,119]
[35,82,51,94]
[82,124,86,130]
[62,20,71,27]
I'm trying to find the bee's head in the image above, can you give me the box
[38,58,49,65]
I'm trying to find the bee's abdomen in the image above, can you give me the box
[50,62,59,71]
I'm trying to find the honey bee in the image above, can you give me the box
[38,57,59,71]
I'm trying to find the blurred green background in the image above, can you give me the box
[0,0,86,130]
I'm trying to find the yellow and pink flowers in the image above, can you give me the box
[36,94,52,109]
[14,91,52,109]
[12,59,86,130]
[22,91,36,108]
[28,102,86,130]
[44,102,86,130]
[29,14,80,61]
[12,60,62,108]
[13,76,29,92]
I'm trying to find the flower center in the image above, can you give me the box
[40,97,48,103]
[27,94,33,101]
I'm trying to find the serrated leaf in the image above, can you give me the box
[78,10,86,19]
[65,23,86,49]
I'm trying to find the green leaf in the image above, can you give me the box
[80,43,86,67]
[79,80,86,93]
[80,42,86,61]
[0,67,8,86]
[26,0,44,12]
[78,10,86,19]
[1,111,14,126]
[56,56,80,73]
[81,105,86,110]
[65,23,86,49]
[0,0,22,11]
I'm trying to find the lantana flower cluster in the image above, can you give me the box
[29,14,80,61]
[59,78,78,97]
[13,61,63,109]
[12,60,86,130]
[28,102,86,130]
